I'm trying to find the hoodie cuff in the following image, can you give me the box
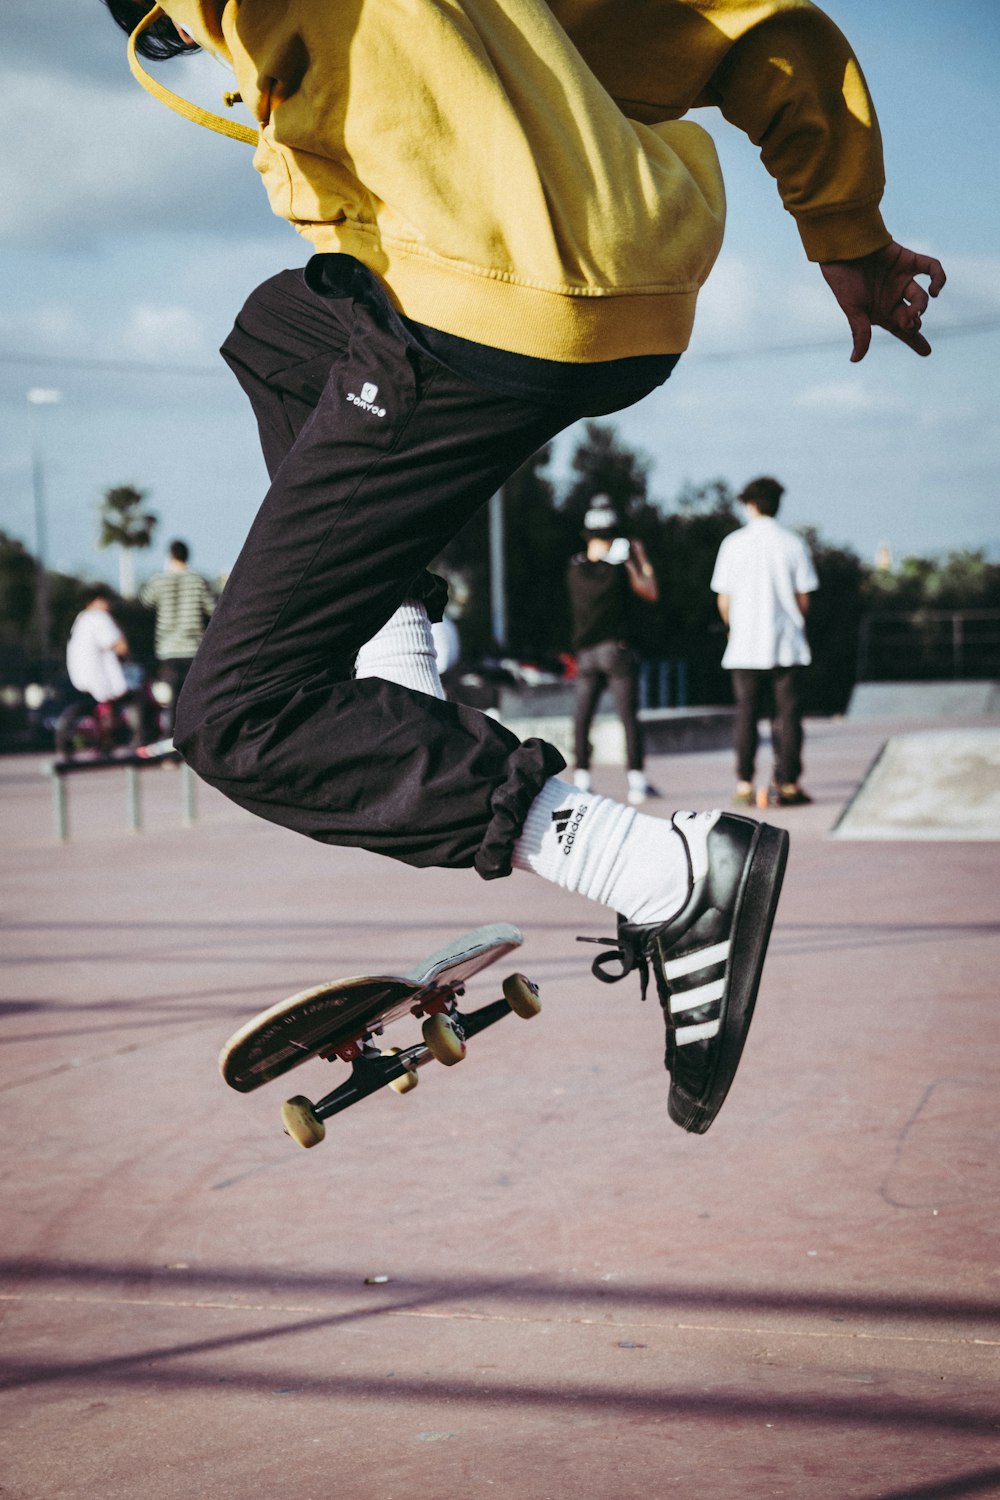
[795,204,891,263]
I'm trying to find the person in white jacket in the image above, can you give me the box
[56,587,137,757]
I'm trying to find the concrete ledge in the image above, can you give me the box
[848,680,1000,719]
[832,727,1000,840]
[493,705,735,765]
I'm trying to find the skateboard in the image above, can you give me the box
[134,737,181,762]
[219,923,540,1149]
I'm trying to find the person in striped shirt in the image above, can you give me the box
[140,540,216,735]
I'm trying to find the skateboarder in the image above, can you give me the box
[103,0,945,1131]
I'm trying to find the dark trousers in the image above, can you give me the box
[55,693,142,757]
[175,270,666,878]
[573,641,643,771]
[158,657,194,735]
[730,666,804,786]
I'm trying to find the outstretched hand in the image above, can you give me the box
[820,241,946,361]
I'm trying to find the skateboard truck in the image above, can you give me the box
[219,925,540,1151]
[281,974,540,1149]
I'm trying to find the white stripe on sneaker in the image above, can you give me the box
[675,1019,722,1045]
[669,978,725,1014]
[664,940,730,981]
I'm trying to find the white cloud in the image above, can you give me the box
[795,381,905,416]
[118,303,211,361]
[689,254,761,346]
[0,302,87,350]
[690,253,844,357]
[785,279,843,336]
[928,254,1000,322]
[2,63,268,248]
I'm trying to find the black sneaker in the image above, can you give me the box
[773,785,812,807]
[585,810,789,1133]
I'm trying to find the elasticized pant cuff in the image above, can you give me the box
[475,736,567,881]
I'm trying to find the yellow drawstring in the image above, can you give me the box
[127,6,257,146]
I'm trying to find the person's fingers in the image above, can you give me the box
[890,322,932,357]
[847,310,872,363]
[903,279,930,317]
[891,301,922,337]
[917,254,947,296]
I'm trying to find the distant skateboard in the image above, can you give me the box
[134,738,180,761]
[219,924,540,1149]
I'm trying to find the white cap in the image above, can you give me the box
[583,500,620,534]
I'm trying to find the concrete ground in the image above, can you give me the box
[1,717,998,1500]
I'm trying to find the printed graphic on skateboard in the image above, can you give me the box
[219,924,540,1148]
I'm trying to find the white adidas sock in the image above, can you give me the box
[512,778,690,926]
[354,601,444,699]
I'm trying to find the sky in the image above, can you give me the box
[1,0,998,590]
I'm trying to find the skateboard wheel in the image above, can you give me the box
[421,1012,467,1066]
[386,1047,419,1094]
[502,972,541,1019]
[755,786,770,810]
[281,1095,326,1149]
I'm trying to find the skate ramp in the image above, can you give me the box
[833,727,1000,840]
[848,680,1000,718]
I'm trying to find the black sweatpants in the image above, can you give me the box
[731,666,805,786]
[158,657,194,735]
[175,269,668,878]
[573,641,644,772]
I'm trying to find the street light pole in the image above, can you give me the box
[27,387,61,661]
[489,486,508,650]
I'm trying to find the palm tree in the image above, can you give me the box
[98,484,158,598]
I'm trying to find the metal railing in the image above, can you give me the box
[45,752,198,842]
[857,610,1000,682]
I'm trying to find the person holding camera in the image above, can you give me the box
[567,500,660,806]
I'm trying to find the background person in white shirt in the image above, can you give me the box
[711,478,819,807]
[56,586,137,758]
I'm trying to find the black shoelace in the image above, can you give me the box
[576,934,650,1001]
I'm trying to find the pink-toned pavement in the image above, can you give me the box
[1,718,998,1500]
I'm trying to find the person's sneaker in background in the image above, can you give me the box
[627,770,662,806]
[773,784,812,806]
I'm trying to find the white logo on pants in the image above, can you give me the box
[346,380,387,418]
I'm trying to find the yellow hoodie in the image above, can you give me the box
[131,0,889,363]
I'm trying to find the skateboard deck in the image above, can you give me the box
[134,738,180,761]
[219,923,540,1148]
